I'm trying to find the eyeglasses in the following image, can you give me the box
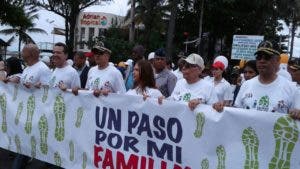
[256,54,274,61]
[183,63,198,69]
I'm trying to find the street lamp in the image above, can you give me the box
[46,19,55,45]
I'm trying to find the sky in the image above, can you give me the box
[1,1,300,58]
[0,0,129,52]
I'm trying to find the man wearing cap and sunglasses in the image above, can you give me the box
[85,43,126,96]
[234,41,300,119]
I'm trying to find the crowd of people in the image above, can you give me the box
[0,40,300,168]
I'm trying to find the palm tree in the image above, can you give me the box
[0,5,47,57]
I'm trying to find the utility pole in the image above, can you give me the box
[129,0,135,43]
[197,0,205,54]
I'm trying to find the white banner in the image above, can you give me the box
[231,35,264,60]
[0,82,300,169]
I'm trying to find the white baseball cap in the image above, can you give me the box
[184,53,205,70]
[213,55,228,70]
[148,52,155,60]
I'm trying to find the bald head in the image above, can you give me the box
[22,44,40,65]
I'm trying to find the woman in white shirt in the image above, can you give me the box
[126,60,162,99]
[206,56,232,106]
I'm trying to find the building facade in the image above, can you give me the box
[75,12,124,52]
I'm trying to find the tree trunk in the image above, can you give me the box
[129,0,135,43]
[18,35,21,58]
[68,10,78,59]
[290,18,296,57]
[166,0,179,61]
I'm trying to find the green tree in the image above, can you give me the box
[0,1,31,27]
[0,5,47,57]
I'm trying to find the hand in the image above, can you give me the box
[100,89,111,96]
[58,82,67,91]
[142,92,149,101]
[34,82,42,89]
[188,98,201,111]
[212,102,224,113]
[158,96,165,105]
[5,76,20,84]
[93,89,101,97]
[72,87,79,96]
[289,109,300,120]
[23,82,33,89]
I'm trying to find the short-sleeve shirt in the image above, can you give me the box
[21,61,51,85]
[234,76,299,114]
[205,76,233,102]
[169,78,218,105]
[126,87,162,98]
[86,65,126,94]
[49,65,81,89]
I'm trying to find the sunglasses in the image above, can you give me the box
[256,54,274,61]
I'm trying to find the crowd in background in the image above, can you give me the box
[0,40,300,168]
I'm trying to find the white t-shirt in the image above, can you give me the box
[86,65,126,94]
[126,87,162,98]
[205,76,232,102]
[21,61,51,85]
[234,76,299,114]
[169,78,218,105]
[49,65,81,89]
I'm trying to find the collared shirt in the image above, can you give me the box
[155,69,177,97]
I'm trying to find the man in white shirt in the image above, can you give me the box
[85,42,126,96]
[7,44,51,88]
[49,42,81,90]
[234,41,300,119]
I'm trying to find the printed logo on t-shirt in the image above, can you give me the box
[92,78,100,90]
[272,100,289,114]
[22,74,34,83]
[183,93,191,102]
[257,95,269,112]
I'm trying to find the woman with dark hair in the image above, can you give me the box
[243,60,258,80]
[126,60,162,98]
[6,57,23,77]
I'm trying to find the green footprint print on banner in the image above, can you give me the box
[216,145,226,169]
[39,114,48,154]
[15,135,21,153]
[75,107,84,128]
[82,152,87,169]
[42,86,49,103]
[25,95,35,134]
[15,102,23,125]
[194,112,205,138]
[0,93,7,133]
[12,84,18,101]
[268,116,299,169]
[69,141,74,161]
[54,94,66,141]
[54,151,62,167]
[201,158,209,169]
[31,136,36,158]
[242,127,259,169]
